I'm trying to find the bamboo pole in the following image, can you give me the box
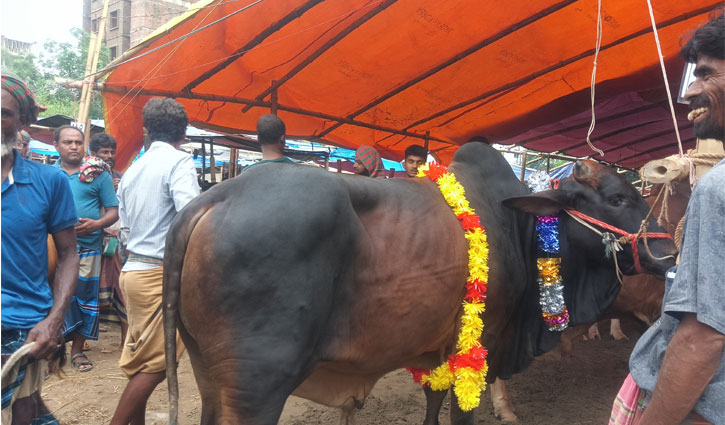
[78,0,110,152]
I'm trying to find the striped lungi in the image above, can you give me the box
[62,247,101,340]
[1,329,59,425]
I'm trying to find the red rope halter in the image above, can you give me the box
[565,209,672,274]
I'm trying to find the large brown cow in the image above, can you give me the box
[163,142,676,425]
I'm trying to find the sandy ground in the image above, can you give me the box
[43,318,646,424]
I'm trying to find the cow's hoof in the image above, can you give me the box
[611,330,630,341]
[494,409,518,422]
[587,324,601,340]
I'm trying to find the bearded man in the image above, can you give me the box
[611,13,725,425]
[1,71,79,424]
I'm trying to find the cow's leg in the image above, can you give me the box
[491,378,518,422]
[585,322,601,340]
[422,387,446,425]
[609,318,629,340]
[449,391,474,425]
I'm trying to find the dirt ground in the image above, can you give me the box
[43,317,647,424]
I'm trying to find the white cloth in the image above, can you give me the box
[118,142,200,272]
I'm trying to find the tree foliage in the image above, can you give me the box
[1,28,110,120]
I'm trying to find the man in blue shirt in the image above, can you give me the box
[54,125,119,372]
[2,71,79,424]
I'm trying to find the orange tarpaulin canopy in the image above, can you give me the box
[100,0,720,171]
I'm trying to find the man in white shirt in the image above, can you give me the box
[110,98,200,425]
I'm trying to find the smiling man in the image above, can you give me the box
[611,13,725,425]
[54,125,119,373]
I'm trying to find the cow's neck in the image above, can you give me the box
[557,219,621,326]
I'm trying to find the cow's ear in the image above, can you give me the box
[502,190,572,216]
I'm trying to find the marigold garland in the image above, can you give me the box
[405,163,490,412]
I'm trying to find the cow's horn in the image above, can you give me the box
[573,160,591,181]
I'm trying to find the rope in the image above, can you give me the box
[674,215,686,251]
[645,0,684,156]
[584,0,605,158]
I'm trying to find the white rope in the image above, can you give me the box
[585,0,605,158]
[645,0,684,156]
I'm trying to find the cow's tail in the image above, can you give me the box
[164,203,213,425]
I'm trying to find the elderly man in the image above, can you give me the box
[54,125,119,372]
[110,98,200,425]
[611,13,725,425]
[2,71,79,424]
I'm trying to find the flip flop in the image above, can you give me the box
[71,353,94,372]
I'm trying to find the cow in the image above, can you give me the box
[573,179,691,344]
[162,142,677,425]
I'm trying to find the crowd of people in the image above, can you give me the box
[1,12,723,425]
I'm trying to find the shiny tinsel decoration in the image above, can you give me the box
[529,170,569,331]
[536,216,560,254]
[527,170,552,193]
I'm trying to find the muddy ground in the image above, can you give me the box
[43,317,646,424]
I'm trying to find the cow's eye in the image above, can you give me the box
[609,196,625,207]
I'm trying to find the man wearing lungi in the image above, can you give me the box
[54,125,119,372]
[110,98,200,425]
[2,71,80,424]
[90,133,128,344]
[610,13,725,425]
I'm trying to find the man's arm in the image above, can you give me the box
[75,206,118,236]
[639,313,725,425]
[25,227,79,359]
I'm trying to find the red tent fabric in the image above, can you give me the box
[100,0,720,170]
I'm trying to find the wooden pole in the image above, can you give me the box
[209,140,216,183]
[519,151,528,182]
[337,159,342,173]
[229,147,238,178]
[270,80,278,116]
[79,0,110,152]
[201,141,206,181]
[424,131,430,153]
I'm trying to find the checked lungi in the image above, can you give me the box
[1,329,59,425]
[62,248,101,340]
[610,374,712,425]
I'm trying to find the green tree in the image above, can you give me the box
[1,28,109,120]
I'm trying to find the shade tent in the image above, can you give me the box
[99,0,719,171]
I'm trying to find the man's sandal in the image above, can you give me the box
[71,353,94,372]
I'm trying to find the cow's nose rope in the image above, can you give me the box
[564,209,673,280]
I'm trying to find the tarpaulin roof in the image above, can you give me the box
[100,0,720,171]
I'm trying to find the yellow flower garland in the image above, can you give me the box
[406,163,490,412]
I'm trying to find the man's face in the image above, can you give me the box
[93,146,116,167]
[55,128,84,165]
[404,154,426,178]
[16,134,30,158]
[353,159,367,175]
[685,55,725,140]
[2,89,21,156]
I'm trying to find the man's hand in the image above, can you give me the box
[75,218,99,236]
[113,178,120,191]
[25,317,62,360]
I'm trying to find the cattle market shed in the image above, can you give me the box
[95,0,720,171]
